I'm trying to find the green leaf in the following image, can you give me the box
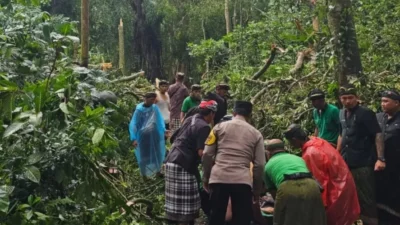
[92,128,105,145]
[3,122,25,138]
[42,23,51,41]
[0,198,9,214]
[24,166,41,183]
[31,0,40,7]
[35,211,49,220]
[0,185,13,214]
[59,102,69,114]
[27,152,43,165]
[25,210,33,220]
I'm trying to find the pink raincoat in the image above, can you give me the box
[302,137,360,225]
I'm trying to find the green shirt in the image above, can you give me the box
[264,152,309,189]
[181,96,200,113]
[313,103,340,144]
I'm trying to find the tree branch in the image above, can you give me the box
[251,45,277,80]
[111,71,145,83]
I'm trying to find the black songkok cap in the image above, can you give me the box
[159,80,168,86]
[144,92,157,98]
[308,88,325,100]
[191,84,202,91]
[283,124,308,140]
[234,101,253,116]
[381,90,400,101]
[217,83,230,90]
[339,84,357,96]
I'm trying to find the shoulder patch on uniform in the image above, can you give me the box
[205,130,217,146]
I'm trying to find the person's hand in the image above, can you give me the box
[252,194,259,204]
[203,182,209,193]
[132,141,138,148]
[165,130,171,138]
[375,160,386,171]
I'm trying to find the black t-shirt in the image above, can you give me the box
[377,111,400,170]
[165,114,211,174]
[205,92,227,124]
[340,105,381,168]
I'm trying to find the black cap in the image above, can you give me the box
[308,89,325,100]
[217,83,230,90]
[144,92,157,98]
[381,90,400,101]
[159,80,168,86]
[191,84,202,91]
[234,101,253,116]
[283,124,308,140]
[339,84,357,96]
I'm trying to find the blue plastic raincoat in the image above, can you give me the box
[129,103,166,177]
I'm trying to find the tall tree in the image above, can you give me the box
[119,19,125,75]
[327,0,362,85]
[225,0,231,34]
[81,0,89,67]
[131,0,163,81]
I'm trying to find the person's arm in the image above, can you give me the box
[202,128,217,189]
[302,148,329,207]
[314,127,318,137]
[129,110,140,146]
[336,135,342,152]
[253,135,267,196]
[363,110,385,170]
[181,98,189,122]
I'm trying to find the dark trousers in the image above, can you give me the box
[209,183,253,225]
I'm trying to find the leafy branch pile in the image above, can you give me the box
[0,2,164,225]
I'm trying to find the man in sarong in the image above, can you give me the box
[168,72,189,134]
[263,139,327,225]
[284,124,360,225]
[202,101,266,225]
[129,92,166,177]
[376,90,400,224]
[164,100,218,225]
[337,84,385,225]
[308,89,340,146]
[205,83,229,125]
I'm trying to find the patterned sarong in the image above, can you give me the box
[165,163,201,222]
[170,118,181,135]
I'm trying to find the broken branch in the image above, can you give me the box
[111,71,145,83]
[251,45,278,80]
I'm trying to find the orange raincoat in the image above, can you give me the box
[302,137,360,225]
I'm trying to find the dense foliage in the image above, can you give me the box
[1,0,400,224]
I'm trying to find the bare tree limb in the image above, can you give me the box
[111,71,145,83]
[289,51,305,75]
[251,45,278,80]
[287,70,318,92]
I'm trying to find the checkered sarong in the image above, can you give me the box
[170,118,181,135]
[165,163,200,222]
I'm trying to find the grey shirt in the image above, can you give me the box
[202,116,266,195]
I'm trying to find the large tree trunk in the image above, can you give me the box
[80,0,89,68]
[131,0,163,81]
[327,0,362,86]
[118,19,125,75]
[225,0,231,34]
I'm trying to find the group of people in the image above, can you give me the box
[129,72,400,225]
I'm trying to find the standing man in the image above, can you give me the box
[202,101,266,225]
[168,72,189,134]
[263,139,327,225]
[337,84,385,225]
[164,100,218,225]
[308,89,340,146]
[181,84,202,122]
[155,80,170,131]
[376,90,400,224]
[205,83,230,125]
[284,124,360,225]
[129,92,166,177]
